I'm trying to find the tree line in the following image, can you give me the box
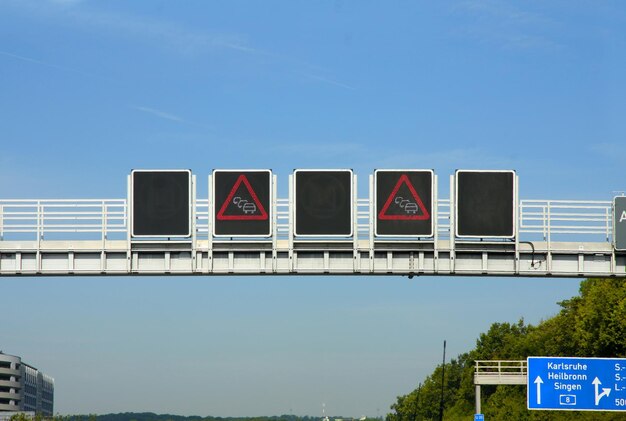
[386,277,626,420]
[10,413,378,421]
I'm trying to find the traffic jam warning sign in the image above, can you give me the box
[213,170,271,237]
[375,170,433,237]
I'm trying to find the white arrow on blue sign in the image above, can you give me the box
[527,357,626,411]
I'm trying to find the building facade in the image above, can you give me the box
[0,353,54,416]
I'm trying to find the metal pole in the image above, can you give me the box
[433,175,438,273]
[191,175,197,272]
[449,175,455,273]
[369,174,375,273]
[413,383,421,421]
[353,173,359,272]
[208,174,214,273]
[439,340,446,421]
[288,174,294,272]
[475,384,481,414]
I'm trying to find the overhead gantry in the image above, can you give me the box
[0,169,624,277]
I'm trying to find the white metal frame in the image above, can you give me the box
[454,169,518,240]
[373,169,435,238]
[130,169,193,238]
[211,169,273,238]
[292,169,354,238]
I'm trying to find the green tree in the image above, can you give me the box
[387,277,626,421]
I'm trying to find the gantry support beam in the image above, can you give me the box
[1,240,623,277]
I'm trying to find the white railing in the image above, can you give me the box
[0,199,126,241]
[0,198,614,243]
[195,198,209,236]
[475,360,527,376]
[519,200,612,241]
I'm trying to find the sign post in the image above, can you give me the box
[374,169,434,237]
[614,196,626,251]
[528,356,626,411]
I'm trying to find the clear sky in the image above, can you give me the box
[1,0,625,417]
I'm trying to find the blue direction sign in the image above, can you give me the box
[528,357,626,411]
[474,414,484,421]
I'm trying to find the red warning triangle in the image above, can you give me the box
[216,174,268,221]
[378,174,430,220]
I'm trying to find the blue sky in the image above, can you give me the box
[1,0,625,417]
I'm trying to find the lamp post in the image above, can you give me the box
[439,340,446,421]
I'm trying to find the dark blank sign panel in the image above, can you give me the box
[295,170,353,237]
[456,170,516,238]
[131,170,191,237]
[213,170,272,237]
[375,170,434,237]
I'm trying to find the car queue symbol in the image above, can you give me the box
[375,170,434,237]
[213,170,272,237]
[378,174,430,221]
[216,174,268,221]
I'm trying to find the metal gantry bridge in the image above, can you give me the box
[474,360,527,414]
[0,175,623,277]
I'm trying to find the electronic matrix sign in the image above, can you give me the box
[131,170,192,237]
[375,169,434,237]
[213,170,272,237]
[294,169,353,237]
[455,170,516,238]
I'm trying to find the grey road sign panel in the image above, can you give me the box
[294,169,353,237]
[456,170,516,239]
[375,169,434,237]
[528,356,626,411]
[131,170,191,237]
[213,170,272,237]
[614,196,626,251]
